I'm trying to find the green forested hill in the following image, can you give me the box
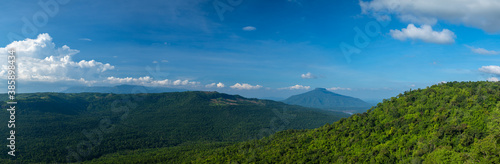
[88,81,500,163]
[0,91,350,163]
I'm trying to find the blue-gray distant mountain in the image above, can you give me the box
[282,88,371,109]
[62,84,187,94]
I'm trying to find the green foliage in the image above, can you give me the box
[0,91,349,163]
[97,81,500,163]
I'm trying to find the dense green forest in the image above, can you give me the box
[86,81,500,163]
[0,91,350,163]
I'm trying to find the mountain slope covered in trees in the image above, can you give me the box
[0,91,350,163]
[88,81,500,163]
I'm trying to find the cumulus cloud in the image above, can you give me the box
[301,72,317,79]
[327,87,352,91]
[360,0,500,33]
[205,82,225,88]
[242,26,256,31]
[217,82,225,88]
[389,24,456,44]
[279,84,311,90]
[0,33,114,83]
[487,77,499,82]
[106,76,199,86]
[0,33,206,89]
[230,83,262,90]
[465,45,499,55]
[479,65,500,75]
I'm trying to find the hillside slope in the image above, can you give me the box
[89,81,500,163]
[0,91,350,163]
[283,88,371,113]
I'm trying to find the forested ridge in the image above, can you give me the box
[87,81,500,163]
[0,91,350,163]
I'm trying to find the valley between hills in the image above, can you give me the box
[1,81,499,163]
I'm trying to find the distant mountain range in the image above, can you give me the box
[282,88,371,113]
[62,84,187,94]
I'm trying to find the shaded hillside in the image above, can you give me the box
[90,81,500,163]
[283,88,371,113]
[0,91,349,163]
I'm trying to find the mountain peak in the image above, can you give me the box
[282,88,370,109]
[313,88,328,91]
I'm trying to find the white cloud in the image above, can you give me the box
[79,38,92,41]
[106,76,199,86]
[479,65,500,75]
[360,0,500,33]
[389,24,455,44]
[217,82,225,88]
[205,83,215,88]
[0,33,114,83]
[279,84,311,90]
[301,72,317,79]
[153,60,168,64]
[0,34,208,89]
[230,83,262,90]
[205,82,225,88]
[242,26,256,31]
[465,45,499,55]
[327,87,352,91]
[487,77,499,82]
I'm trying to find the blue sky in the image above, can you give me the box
[1,0,500,101]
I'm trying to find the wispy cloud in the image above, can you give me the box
[106,76,199,86]
[79,38,92,41]
[465,45,499,55]
[242,26,256,31]
[230,83,262,90]
[279,84,311,90]
[327,87,352,91]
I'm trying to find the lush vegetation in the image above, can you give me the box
[0,91,350,163]
[88,81,500,163]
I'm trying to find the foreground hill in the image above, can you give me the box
[283,88,371,113]
[0,91,350,163]
[89,81,500,163]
